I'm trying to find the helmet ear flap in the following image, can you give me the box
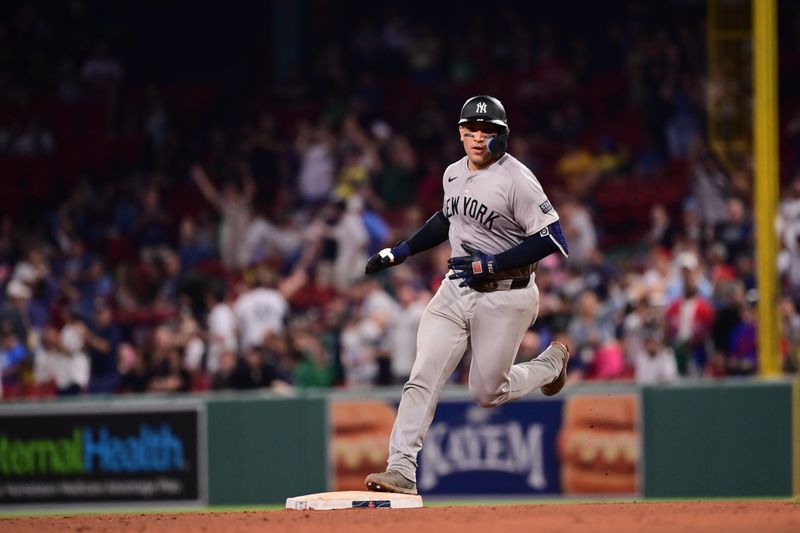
[488,129,509,155]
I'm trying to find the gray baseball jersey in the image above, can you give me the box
[442,153,560,255]
[385,152,567,484]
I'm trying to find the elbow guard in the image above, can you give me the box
[539,220,569,257]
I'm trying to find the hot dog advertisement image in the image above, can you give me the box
[557,394,640,495]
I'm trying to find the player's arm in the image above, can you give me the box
[448,221,568,285]
[365,211,450,275]
[494,220,569,271]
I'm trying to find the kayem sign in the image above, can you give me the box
[417,399,564,495]
[0,408,202,505]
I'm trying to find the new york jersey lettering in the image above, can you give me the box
[445,196,500,231]
[444,196,460,217]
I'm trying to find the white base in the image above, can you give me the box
[285,490,423,510]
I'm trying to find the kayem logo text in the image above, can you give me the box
[419,421,546,490]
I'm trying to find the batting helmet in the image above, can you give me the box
[458,95,510,154]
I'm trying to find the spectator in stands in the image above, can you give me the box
[191,163,255,271]
[781,297,800,373]
[339,313,380,386]
[566,290,619,379]
[85,301,121,393]
[726,294,758,376]
[689,141,729,233]
[242,209,304,270]
[177,215,216,271]
[204,283,237,375]
[118,343,148,393]
[338,276,395,385]
[780,174,800,226]
[665,253,715,375]
[33,325,83,395]
[580,248,617,301]
[146,325,190,393]
[153,249,183,305]
[290,325,336,388]
[135,185,171,258]
[234,345,291,391]
[710,277,746,371]
[713,197,753,265]
[648,203,675,250]
[211,349,239,391]
[0,279,33,349]
[779,176,800,302]
[262,330,296,384]
[330,195,370,291]
[0,322,28,395]
[621,290,661,366]
[35,307,90,395]
[334,147,370,201]
[558,199,598,267]
[633,326,678,385]
[176,312,206,380]
[679,197,706,247]
[233,266,289,349]
[666,250,713,303]
[294,121,336,207]
[77,257,113,318]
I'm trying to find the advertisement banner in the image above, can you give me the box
[558,394,640,495]
[330,399,396,491]
[418,399,565,495]
[0,406,203,506]
[417,393,641,496]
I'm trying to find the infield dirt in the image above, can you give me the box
[2,500,799,532]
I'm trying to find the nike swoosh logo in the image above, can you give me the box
[447,176,459,182]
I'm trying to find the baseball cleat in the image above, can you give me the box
[365,470,418,495]
[539,341,569,396]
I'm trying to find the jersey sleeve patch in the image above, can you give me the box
[539,200,553,214]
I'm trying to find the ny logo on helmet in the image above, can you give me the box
[476,102,487,113]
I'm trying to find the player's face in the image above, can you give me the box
[460,122,501,170]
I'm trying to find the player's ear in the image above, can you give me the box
[458,125,464,141]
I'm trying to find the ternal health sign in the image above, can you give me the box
[0,408,202,505]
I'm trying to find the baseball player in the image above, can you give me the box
[363,95,570,495]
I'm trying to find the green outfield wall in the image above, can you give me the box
[1,379,797,509]
[206,393,328,505]
[642,379,796,498]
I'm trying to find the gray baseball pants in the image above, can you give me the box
[387,275,563,483]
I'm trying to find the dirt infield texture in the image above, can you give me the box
[2,501,799,533]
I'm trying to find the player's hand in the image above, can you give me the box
[365,242,408,275]
[447,243,497,287]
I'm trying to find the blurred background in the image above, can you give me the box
[1,0,798,398]
[0,0,798,507]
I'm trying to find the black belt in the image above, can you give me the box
[467,276,530,292]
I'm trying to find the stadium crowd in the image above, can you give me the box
[1,1,799,399]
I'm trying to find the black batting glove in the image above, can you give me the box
[365,242,409,275]
[447,243,497,287]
